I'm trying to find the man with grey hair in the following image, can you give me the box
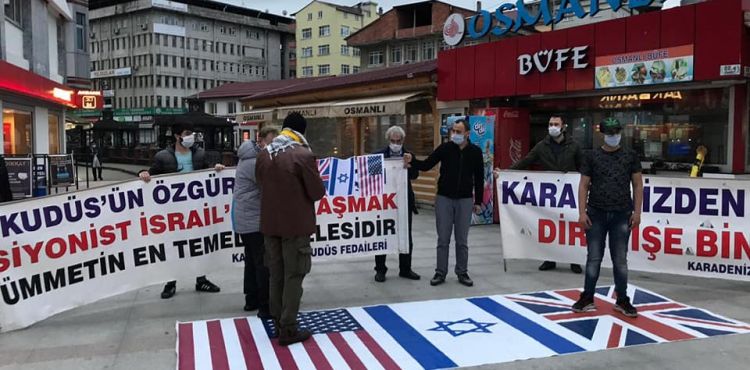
[372,125,421,282]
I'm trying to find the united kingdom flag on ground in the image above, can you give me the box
[176,285,750,370]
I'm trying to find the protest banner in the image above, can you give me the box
[0,155,408,332]
[497,170,750,282]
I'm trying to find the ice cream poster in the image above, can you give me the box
[468,115,494,226]
[594,45,693,89]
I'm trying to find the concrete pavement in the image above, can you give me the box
[0,210,748,370]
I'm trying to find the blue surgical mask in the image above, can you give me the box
[604,133,621,147]
[451,134,465,145]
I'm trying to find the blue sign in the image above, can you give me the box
[466,0,662,39]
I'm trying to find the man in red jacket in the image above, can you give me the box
[256,113,326,346]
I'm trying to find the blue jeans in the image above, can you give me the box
[583,207,632,299]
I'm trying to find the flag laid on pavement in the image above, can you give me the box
[176,285,750,370]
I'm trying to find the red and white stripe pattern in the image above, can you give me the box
[357,154,384,196]
[177,315,401,370]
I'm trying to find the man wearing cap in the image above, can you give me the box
[494,114,583,274]
[256,113,326,346]
[572,117,643,318]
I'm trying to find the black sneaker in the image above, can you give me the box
[570,264,583,274]
[195,278,221,293]
[539,261,557,271]
[614,297,638,318]
[457,273,474,287]
[572,293,595,312]
[161,282,176,299]
[430,273,445,286]
[374,271,386,283]
[398,271,421,280]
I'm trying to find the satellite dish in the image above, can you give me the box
[282,10,288,16]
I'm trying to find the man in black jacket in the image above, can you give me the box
[373,126,420,282]
[405,119,484,287]
[496,115,583,274]
[138,122,225,299]
[0,156,13,203]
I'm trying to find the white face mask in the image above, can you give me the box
[180,134,195,148]
[451,134,465,145]
[604,133,621,147]
[389,143,402,153]
[548,126,562,138]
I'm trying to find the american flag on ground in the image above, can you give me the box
[176,285,750,370]
[356,154,385,196]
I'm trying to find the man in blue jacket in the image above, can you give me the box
[373,126,420,282]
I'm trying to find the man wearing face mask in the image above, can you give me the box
[404,119,484,287]
[494,115,583,274]
[372,125,420,282]
[573,117,643,318]
[138,122,226,299]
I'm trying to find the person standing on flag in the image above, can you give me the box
[138,122,225,299]
[372,126,421,282]
[233,126,278,317]
[256,113,326,345]
[573,117,643,317]
[404,119,484,287]
[493,114,583,274]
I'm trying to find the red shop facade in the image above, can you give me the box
[437,0,750,174]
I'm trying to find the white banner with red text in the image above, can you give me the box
[497,170,750,282]
[0,156,408,332]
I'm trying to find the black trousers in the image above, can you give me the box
[91,166,103,180]
[375,210,413,274]
[240,232,269,309]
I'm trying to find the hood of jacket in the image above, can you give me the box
[237,140,259,161]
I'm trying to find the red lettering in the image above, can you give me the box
[115,221,130,241]
[721,229,730,259]
[22,242,44,263]
[46,238,67,259]
[538,219,556,243]
[664,227,683,255]
[348,197,366,213]
[186,210,204,228]
[367,196,382,212]
[381,193,397,210]
[696,229,718,257]
[332,196,347,215]
[641,226,661,256]
[558,219,567,246]
[150,215,166,234]
[211,206,223,223]
[631,225,640,251]
[734,232,750,260]
[0,250,8,273]
[167,213,185,232]
[316,197,332,215]
[568,221,586,246]
[100,225,116,245]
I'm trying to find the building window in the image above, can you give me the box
[302,66,313,77]
[341,26,350,37]
[391,46,402,64]
[2,108,32,155]
[75,13,87,51]
[422,41,435,60]
[318,64,330,76]
[341,64,350,75]
[307,13,312,21]
[318,44,330,56]
[208,103,217,114]
[302,47,313,58]
[340,45,349,56]
[289,49,296,61]
[228,102,236,114]
[4,0,22,26]
[318,10,323,19]
[368,51,383,66]
[353,48,361,57]
[289,69,296,78]
[319,25,330,37]
[353,66,360,74]
[406,44,418,62]
[301,28,312,40]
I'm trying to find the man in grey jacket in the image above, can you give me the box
[233,126,278,318]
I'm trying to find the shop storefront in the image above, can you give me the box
[0,61,75,157]
[438,0,750,174]
[239,61,441,205]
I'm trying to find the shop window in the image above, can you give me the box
[523,88,730,166]
[306,118,355,159]
[2,108,33,155]
[363,115,405,154]
[48,114,61,154]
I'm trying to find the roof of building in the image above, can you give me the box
[189,77,331,100]
[89,0,294,24]
[292,0,372,16]
[245,60,437,101]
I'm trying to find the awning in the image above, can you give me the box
[329,92,425,118]
[276,102,332,120]
[236,109,273,125]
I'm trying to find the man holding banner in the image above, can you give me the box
[573,117,643,318]
[138,122,225,299]
[405,119,484,287]
[496,114,583,274]
[256,113,326,346]
[373,126,421,282]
